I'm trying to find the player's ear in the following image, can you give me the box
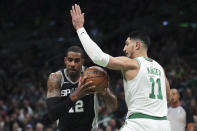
[136,41,141,50]
[64,57,67,63]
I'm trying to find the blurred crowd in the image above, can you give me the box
[0,0,197,131]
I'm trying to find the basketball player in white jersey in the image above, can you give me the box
[69,4,171,131]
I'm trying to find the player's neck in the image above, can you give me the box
[68,73,80,83]
[133,51,148,59]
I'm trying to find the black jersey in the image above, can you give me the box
[58,69,98,131]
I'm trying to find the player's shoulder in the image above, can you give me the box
[117,56,139,68]
[116,56,138,63]
[48,70,63,81]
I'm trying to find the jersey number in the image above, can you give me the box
[68,100,84,113]
[149,77,163,100]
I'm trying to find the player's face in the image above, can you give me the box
[170,89,180,104]
[64,51,84,76]
[123,37,135,58]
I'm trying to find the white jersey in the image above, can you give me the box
[124,57,168,118]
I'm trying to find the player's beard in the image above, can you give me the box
[67,69,81,79]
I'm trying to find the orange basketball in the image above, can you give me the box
[82,66,108,93]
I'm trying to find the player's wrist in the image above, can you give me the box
[76,27,85,33]
[98,88,108,96]
[70,93,78,102]
[75,26,83,30]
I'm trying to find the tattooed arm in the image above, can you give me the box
[45,72,75,122]
[47,72,61,98]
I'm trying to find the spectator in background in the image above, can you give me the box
[105,125,112,131]
[190,98,197,130]
[96,128,104,131]
[190,98,197,116]
[168,88,194,131]
[12,122,22,131]
[25,124,33,131]
[35,122,44,131]
[0,114,5,130]
[185,88,195,106]
[45,126,53,131]
[108,117,118,130]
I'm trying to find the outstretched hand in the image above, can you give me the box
[70,4,84,30]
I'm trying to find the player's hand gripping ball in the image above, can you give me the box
[82,66,108,93]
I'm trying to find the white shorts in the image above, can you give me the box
[120,118,171,131]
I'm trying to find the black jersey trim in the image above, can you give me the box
[61,69,67,83]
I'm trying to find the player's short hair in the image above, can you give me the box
[128,31,150,49]
[66,46,85,58]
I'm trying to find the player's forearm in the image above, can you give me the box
[77,27,110,67]
[46,96,75,121]
[100,89,117,112]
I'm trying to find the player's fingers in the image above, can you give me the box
[76,4,81,15]
[78,5,82,14]
[88,85,96,91]
[82,13,85,18]
[80,76,87,85]
[70,10,73,17]
[85,85,96,94]
[74,4,78,15]
[81,81,93,89]
[74,4,79,15]
[72,5,76,15]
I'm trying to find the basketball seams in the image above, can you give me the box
[86,76,106,79]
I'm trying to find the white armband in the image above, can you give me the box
[77,27,110,67]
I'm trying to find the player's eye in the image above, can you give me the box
[74,58,80,63]
[68,58,73,62]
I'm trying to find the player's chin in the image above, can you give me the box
[125,53,129,57]
[170,99,175,103]
[68,70,77,75]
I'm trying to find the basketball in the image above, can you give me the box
[82,66,109,93]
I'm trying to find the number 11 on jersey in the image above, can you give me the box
[149,77,163,100]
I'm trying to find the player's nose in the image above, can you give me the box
[70,61,75,66]
[123,47,126,53]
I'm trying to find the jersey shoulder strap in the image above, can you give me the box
[60,69,68,83]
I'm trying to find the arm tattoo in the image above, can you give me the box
[47,72,62,98]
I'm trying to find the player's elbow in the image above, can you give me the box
[91,53,109,67]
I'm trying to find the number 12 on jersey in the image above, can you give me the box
[149,77,163,100]
[68,100,84,113]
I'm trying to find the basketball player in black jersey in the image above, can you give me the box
[45,46,117,131]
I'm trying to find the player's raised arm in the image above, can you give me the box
[70,4,138,71]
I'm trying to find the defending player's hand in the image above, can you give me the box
[70,76,95,102]
[70,4,84,30]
